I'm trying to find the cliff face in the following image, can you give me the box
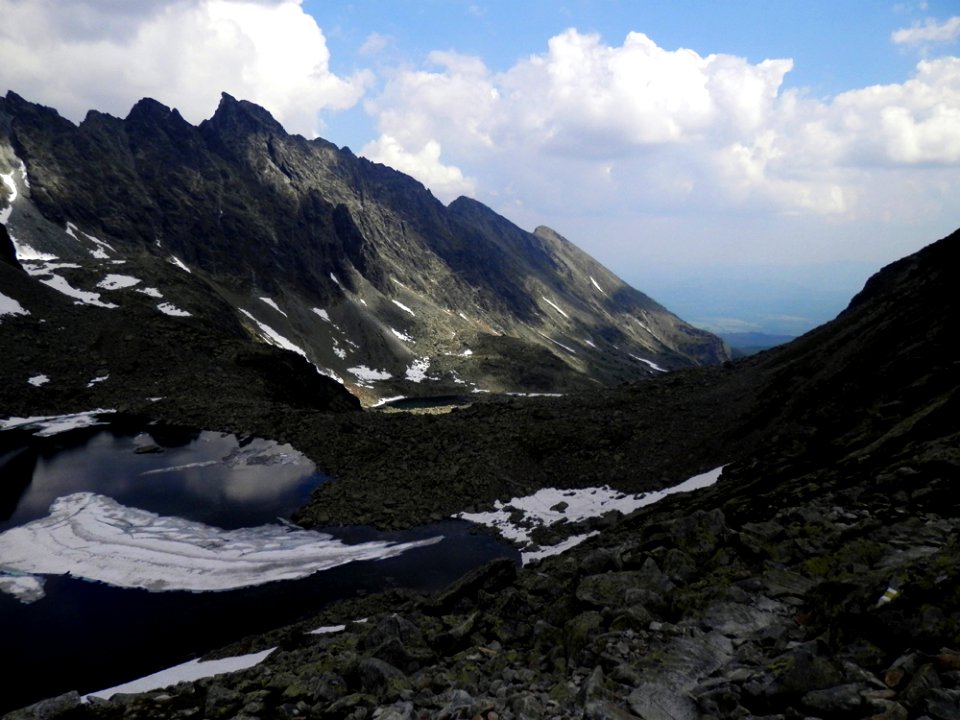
[0,91,727,406]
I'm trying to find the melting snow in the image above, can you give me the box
[537,331,577,355]
[459,466,725,564]
[42,276,117,307]
[542,296,570,319]
[169,256,191,273]
[391,327,415,343]
[0,409,115,437]
[259,297,287,317]
[32,269,118,308]
[405,357,432,382]
[629,354,667,372]
[97,274,141,290]
[158,302,191,317]
[239,309,306,357]
[309,624,347,635]
[0,169,17,224]
[10,237,56,261]
[84,648,276,702]
[348,365,392,382]
[0,573,44,604]
[0,492,444,600]
[0,290,28,318]
[392,299,416,316]
[27,375,49,387]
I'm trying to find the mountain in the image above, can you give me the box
[719,331,796,357]
[0,91,727,410]
[6,224,957,718]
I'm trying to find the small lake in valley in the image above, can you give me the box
[0,415,518,714]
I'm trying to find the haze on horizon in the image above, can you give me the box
[1,0,958,336]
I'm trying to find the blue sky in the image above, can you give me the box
[2,0,959,335]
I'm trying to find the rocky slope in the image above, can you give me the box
[0,91,726,408]
[4,210,957,720]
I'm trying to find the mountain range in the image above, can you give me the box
[0,91,726,411]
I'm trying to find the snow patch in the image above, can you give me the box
[169,256,191,273]
[629,354,667,372]
[589,276,606,295]
[21,259,115,306]
[158,302,191,317]
[0,169,18,224]
[87,375,109,388]
[0,290,29,318]
[97,274,141,291]
[138,287,163,298]
[309,624,347,636]
[391,327,415,343]
[348,365,392,382]
[542,296,570,319]
[84,649,276,701]
[0,573,45,604]
[0,409,115,437]
[459,466,725,564]
[0,492,444,600]
[259,297,287,317]
[27,375,49,387]
[405,357,432,383]
[11,237,57,261]
[239,309,305,357]
[392,299,416,316]
[537,331,577,355]
[312,307,332,323]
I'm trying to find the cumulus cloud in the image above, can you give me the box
[359,28,960,236]
[361,134,476,200]
[0,0,371,136]
[892,15,960,45]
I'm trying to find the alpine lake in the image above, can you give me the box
[0,414,517,713]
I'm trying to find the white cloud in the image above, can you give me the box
[0,0,371,136]
[892,15,960,45]
[360,134,475,201]
[358,28,960,251]
[358,31,390,56]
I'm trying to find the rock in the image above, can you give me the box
[899,663,942,709]
[580,548,623,576]
[373,700,414,720]
[204,683,245,718]
[628,684,698,720]
[423,559,518,615]
[801,683,864,714]
[358,658,409,698]
[760,645,845,699]
[437,688,475,719]
[564,611,603,664]
[3,692,81,720]
[583,699,638,720]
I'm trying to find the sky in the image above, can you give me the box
[1,0,959,335]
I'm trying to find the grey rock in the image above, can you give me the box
[801,683,864,713]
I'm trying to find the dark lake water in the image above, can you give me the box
[0,417,518,713]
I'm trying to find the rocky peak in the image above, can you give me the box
[202,91,287,138]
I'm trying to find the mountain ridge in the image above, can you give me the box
[0,90,727,405]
